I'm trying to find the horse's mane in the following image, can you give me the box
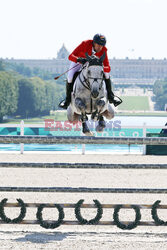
[87,55,103,67]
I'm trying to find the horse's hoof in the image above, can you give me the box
[84,131,94,136]
[80,115,88,122]
[93,117,98,122]
[96,125,104,133]
[99,120,106,128]
[91,111,99,121]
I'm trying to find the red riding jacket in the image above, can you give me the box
[68,40,111,73]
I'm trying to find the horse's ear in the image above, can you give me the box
[85,52,91,62]
[99,52,105,63]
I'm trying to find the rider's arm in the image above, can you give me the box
[103,48,111,73]
[68,41,86,63]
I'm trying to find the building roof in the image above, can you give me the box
[56,44,69,59]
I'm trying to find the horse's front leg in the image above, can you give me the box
[96,98,106,112]
[95,98,106,132]
[91,97,106,121]
[75,98,93,136]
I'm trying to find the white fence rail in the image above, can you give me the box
[0,120,166,154]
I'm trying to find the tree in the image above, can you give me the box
[153,80,167,110]
[0,72,18,122]
[0,60,5,71]
[16,78,36,118]
[16,76,60,117]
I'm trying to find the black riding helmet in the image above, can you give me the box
[93,34,106,46]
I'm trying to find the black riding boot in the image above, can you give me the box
[105,78,115,103]
[59,81,74,109]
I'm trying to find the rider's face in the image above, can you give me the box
[93,43,103,53]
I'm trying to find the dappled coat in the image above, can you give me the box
[68,40,111,73]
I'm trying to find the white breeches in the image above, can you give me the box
[104,72,110,79]
[67,62,82,83]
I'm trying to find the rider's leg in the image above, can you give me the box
[62,81,74,108]
[104,73,115,103]
[59,62,81,109]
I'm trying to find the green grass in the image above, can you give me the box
[2,111,68,124]
[118,96,150,111]
[1,97,166,124]
[54,111,67,121]
[117,112,167,116]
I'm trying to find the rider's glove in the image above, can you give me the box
[77,57,87,64]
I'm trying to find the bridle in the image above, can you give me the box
[78,64,104,91]
[87,76,104,91]
[79,71,90,90]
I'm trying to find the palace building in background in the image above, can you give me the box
[4,45,167,87]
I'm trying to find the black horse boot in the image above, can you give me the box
[59,81,74,109]
[105,78,115,103]
[105,78,122,107]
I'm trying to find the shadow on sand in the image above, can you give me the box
[11,231,167,244]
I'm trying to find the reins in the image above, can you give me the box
[77,64,104,91]
[79,72,91,90]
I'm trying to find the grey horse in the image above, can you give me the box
[67,53,114,136]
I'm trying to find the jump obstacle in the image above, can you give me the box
[0,135,167,145]
[0,135,167,229]
[0,162,167,169]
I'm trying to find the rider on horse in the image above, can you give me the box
[59,34,121,109]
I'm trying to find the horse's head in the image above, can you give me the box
[84,53,105,98]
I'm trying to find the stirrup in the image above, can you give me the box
[58,100,69,109]
[108,96,123,107]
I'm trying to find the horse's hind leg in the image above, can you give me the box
[91,98,105,122]
[91,98,106,132]
[67,105,80,122]
[81,119,94,136]
[67,105,75,122]
[101,104,115,120]
[96,115,106,133]
[75,98,93,136]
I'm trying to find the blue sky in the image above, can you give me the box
[0,0,167,59]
